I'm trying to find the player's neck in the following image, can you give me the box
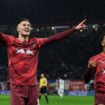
[18,34,29,42]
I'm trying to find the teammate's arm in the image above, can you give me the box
[84,60,96,83]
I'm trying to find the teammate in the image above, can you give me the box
[84,34,105,105]
[0,18,86,105]
[39,74,49,103]
[56,77,65,98]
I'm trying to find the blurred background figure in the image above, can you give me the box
[56,77,65,98]
[39,73,49,104]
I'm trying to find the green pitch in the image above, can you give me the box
[0,95,94,105]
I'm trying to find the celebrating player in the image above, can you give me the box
[84,34,105,105]
[0,18,86,105]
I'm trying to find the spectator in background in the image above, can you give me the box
[56,77,65,98]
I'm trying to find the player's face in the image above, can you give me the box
[17,21,32,37]
[101,36,105,47]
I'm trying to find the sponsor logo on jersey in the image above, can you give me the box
[16,49,34,55]
[102,69,105,74]
[16,49,25,54]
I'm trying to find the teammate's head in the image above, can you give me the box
[16,18,33,37]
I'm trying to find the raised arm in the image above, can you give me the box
[75,19,86,30]
[46,19,86,43]
[36,19,86,48]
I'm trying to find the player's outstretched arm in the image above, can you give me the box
[37,19,86,48]
[45,19,86,44]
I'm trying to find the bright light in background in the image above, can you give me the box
[51,27,55,30]
[36,28,39,32]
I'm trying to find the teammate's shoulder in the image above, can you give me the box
[89,53,102,61]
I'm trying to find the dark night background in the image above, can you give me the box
[0,0,105,81]
[0,0,105,25]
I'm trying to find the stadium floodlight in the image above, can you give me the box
[51,27,55,30]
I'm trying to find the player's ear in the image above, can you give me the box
[16,24,20,32]
[101,39,105,46]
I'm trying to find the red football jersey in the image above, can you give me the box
[88,52,105,92]
[0,28,76,85]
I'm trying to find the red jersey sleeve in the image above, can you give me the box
[84,63,95,83]
[84,55,100,83]
[46,27,76,43]
[0,32,14,46]
[88,54,101,69]
[35,27,76,48]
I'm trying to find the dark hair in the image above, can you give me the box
[17,18,30,24]
[101,33,105,40]
[14,18,32,37]
[98,33,105,51]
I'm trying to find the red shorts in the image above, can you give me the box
[95,91,105,105]
[10,84,38,105]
